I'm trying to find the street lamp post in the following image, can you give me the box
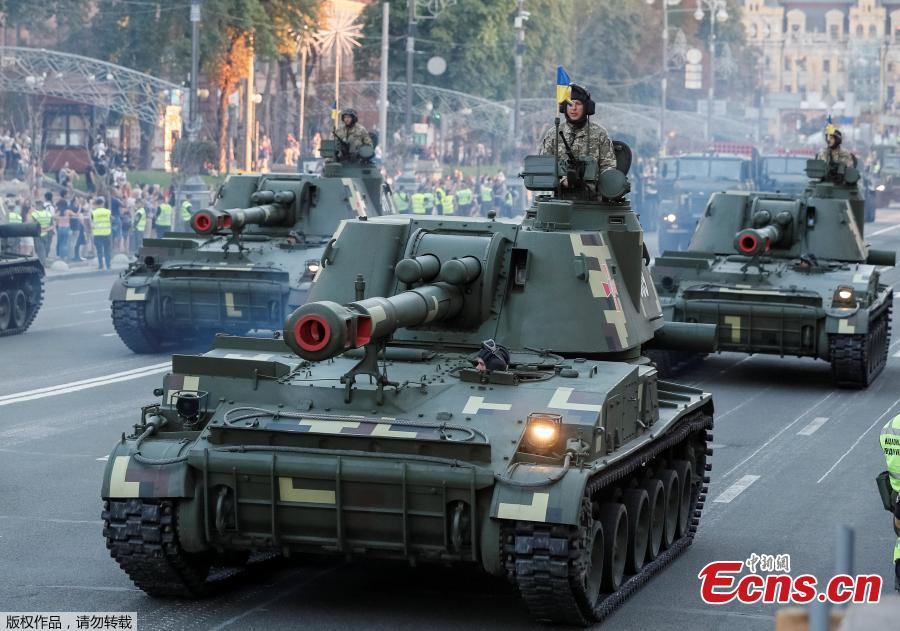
[646,0,682,154]
[188,0,201,142]
[694,0,729,142]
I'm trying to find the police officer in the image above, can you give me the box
[456,182,474,216]
[180,199,192,227]
[539,83,617,182]
[423,187,436,215]
[33,192,55,261]
[91,196,112,270]
[817,126,855,169]
[410,188,427,215]
[880,413,900,591]
[440,188,455,215]
[335,108,373,157]
[132,203,147,251]
[393,189,410,213]
[155,197,173,237]
[479,179,494,215]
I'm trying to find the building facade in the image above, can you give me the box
[742,0,900,142]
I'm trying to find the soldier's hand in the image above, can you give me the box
[560,176,570,188]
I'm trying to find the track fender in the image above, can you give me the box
[489,466,592,526]
[101,440,195,499]
[109,275,153,302]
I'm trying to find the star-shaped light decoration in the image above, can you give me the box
[314,6,363,115]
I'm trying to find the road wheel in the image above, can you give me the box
[672,460,695,539]
[641,478,665,562]
[0,291,11,331]
[11,289,27,329]
[622,488,650,574]
[599,502,628,592]
[658,470,680,550]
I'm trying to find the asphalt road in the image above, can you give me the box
[3,209,900,630]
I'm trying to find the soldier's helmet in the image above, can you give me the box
[340,108,358,125]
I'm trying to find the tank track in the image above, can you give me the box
[0,262,44,337]
[103,499,211,597]
[830,302,892,388]
[503,408,713,626]
[111,300,161,353]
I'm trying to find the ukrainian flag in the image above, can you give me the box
[825,114,835,136]
[556,66,572,105]
[331,101,338,122]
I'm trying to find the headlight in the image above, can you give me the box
[663,213,678,223]
[876,184,886,192]
[832,285,855,306]
[305,259,321,275]
[523,413,562,452]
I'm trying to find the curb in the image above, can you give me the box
[45,269,122,283]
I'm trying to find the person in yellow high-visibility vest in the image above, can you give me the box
[880,412,900,591]
[456,184,474,216]
[181,200,192,225]
[155,199,173,237]
[91,196,113,270]
[440,190,455,215]
[410,190,426,214]
[132,205,147,251]
[393,190,410,213]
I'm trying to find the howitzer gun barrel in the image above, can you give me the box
[284,257,482,361]
[191,190,295,236]
[0,222,40,239]
[646,321,718,353]
[734,224,783,256]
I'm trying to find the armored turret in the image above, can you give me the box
[102,144,716,625]
[653,165,895,387]
[108,170,392,354]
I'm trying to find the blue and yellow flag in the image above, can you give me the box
[556,66,572,105]
[331,100,338,122]
[825,114,835,136]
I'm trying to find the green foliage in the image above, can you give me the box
[355,0,755,105]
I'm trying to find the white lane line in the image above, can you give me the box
[101,332,116,337]
[0,362,170,407]
[817,394,900,484]
[797,417,829,436]
[894,350,900,358]
[67,288,108,296]
[34,318,110,331]
[96,455,109,462]
[868,224,900,237]
[895,292,900,299]
[713,475,760,504]
[0,515,102,525]
[82,308,111,314]
[722,392,836,478]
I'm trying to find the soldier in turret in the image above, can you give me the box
[335,108,373,158]
[817,126,855,169]
[538,83,617,184]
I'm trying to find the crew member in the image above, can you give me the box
[335,108,373,157]
[538,83,617,180]
[817,125,855,170]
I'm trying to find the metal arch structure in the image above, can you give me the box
[0,46,181,126]
[310,80,511,136]
[312,82,757,147]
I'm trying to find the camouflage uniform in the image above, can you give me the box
[539,120,617,172]
[817,147,855,169]
[336,122,373,156]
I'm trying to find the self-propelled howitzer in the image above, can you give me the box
[0,221,44,336]
[101,146,716,625]
[109,168,392,354]
[653,158,894,387]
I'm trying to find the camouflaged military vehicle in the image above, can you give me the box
[0,222,44,336]
[109,140,393,353]
[656,145,758,254]
[101,144,717,625]
[652,158,894,387]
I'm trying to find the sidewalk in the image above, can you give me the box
[44,253,131,282]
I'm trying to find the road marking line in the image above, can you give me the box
[42,300,108,311]
[67,288,108,296]
[96,455,109,462]
[82,308,111,314]
[722,392,835,478]
[713,475,760,503]
[34,318,110,331]
[0,362,170,407]
[0,515,102,525]
[101,333,116,337]
[797,417,829,436]
[895,292,900,299]
[868,224,900,237]
[817,394,900,484]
